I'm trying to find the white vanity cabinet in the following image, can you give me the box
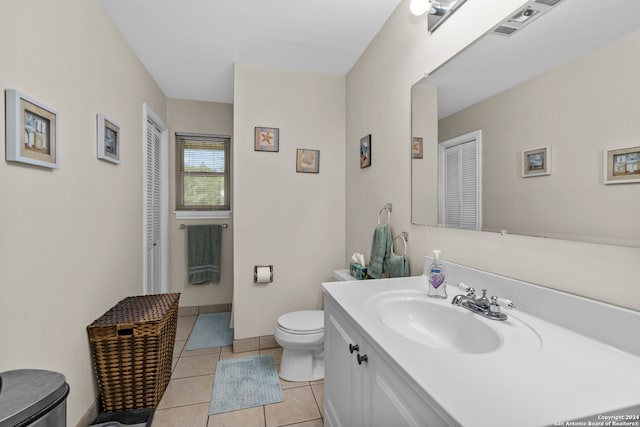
[324,295,450,427]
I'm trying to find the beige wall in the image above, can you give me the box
[167,99,234,307]
[0,0,167,425]
[439,30,640,246]
[410,83,438,225]
[346,0,640,311]
[233,64,346,339]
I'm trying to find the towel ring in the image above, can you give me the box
[392,232,408,256]
[377,203,392,225]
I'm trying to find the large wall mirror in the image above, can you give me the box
[411,0,640,247]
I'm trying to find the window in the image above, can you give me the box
[176,133,230,212]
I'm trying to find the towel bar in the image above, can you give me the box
[392,232,408,256]
[377,203,392,225]
[180,223,228,229]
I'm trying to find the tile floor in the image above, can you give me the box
[152,314,324,427]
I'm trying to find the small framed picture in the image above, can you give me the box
[97,114,120,164]
[412,137,423,159]
[5,89,59,169]
[604,146,640,184]
[254,127,279,152]
[296,149,320,173]
[360,134,371,168]
[522,146,551,177]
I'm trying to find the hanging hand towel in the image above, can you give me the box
[188,224,222,284]
[388,252,410,278]
[368,224,392,279]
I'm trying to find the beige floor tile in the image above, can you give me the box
[219,350,259,361]
[152,402,209,427]
[173,340,186,358]
[259,335,279,349]
[311,383,324,415]
[177,315,197,329]
[172,354,217,378]
[172,357,179,372]
[233,337,260,353]
[276,367,308,390]
[182,346,222,358]
[286,420,324,427]
[158,375,214,409]
[198,304,229,314]
[178,306,198,317]
[309,379,324,386]
[175,325,193,341]
[220,346,233,354]
[264,386,321,427]
[207,406,265,427]
[260,347,283,365]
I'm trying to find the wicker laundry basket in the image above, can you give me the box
[87,293,180,411]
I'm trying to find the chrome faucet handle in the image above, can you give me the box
[457,282,476,297]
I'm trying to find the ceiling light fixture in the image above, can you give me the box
[410,0,433,16]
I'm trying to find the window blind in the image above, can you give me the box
[175,133,230,211]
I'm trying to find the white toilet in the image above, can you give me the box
[275,269,352,382]
[275,310,325,381]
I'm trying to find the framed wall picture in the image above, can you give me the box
[5,89,59,168]
[604,146,640,184]
[412,137,423,159]
[254,127,279,152]
[97,114,120,164]
[360,134,371,168]
[522,146,551,177]
[296,149,319,173]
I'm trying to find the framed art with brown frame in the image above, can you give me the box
[412,137,423,159]
[296,149,319,173]
[5,89,59,169]
[97,114,120,164]
[254,127,279,152]
[604,146,640,184]
[522,146,551,177]
[360,134,371,168]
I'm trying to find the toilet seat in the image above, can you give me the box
[277,310,324,335]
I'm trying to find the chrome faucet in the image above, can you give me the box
[451,283,514,321]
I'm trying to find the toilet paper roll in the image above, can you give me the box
[255,266,272,283]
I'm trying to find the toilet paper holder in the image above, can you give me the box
[254,265,274,283]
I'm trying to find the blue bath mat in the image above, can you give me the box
[209,355,283,414]
[185,312,233,350]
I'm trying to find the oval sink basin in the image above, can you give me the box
[368,291,502,354]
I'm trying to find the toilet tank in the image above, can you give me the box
[332,269,353,281]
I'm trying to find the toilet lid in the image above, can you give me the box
[277,310,324,334]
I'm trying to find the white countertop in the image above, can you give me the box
[322,275,640,427]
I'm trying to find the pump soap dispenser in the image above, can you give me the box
[427,249,447,298]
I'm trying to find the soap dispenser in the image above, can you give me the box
[427,250,447,298]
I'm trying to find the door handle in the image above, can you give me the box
[349,344,359,354]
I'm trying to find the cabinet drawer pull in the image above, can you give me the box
[349,344,359,354]
[357,354,368,365]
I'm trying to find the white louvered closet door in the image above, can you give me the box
[443,139,480,230]
[146,119,162,294]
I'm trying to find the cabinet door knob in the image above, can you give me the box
[357,354,368,365]
[349,344,359,354]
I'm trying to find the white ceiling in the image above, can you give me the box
[101,0,403,104]
[425,0,640,118]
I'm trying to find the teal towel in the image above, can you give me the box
[388,252,410,278]
[188,225,222,284]
[368,224,392,279]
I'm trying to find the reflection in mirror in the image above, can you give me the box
[411,0,640,247]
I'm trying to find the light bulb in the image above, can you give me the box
[410,0,431,16]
